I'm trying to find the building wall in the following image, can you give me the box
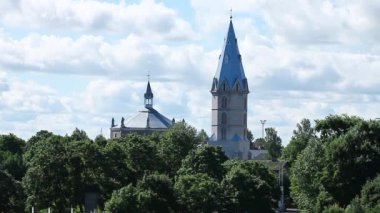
[210,89,249,159]
[110,128,167,139]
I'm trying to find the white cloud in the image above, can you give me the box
[1,0,380,146]
[0,0,195,41]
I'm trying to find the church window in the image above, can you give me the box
[244,114,247,125]
[221,113,227,125]
[244,98,247,110]
[221,128,227,140]
[221,96,227,109]
[235,83,240,92]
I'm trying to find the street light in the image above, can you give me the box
[260,120,266,139]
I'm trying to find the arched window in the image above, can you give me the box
[221,96,227,109]
[223,82,227,92]
[235,83,240,92]
[221,128,227,140]
[244,114,247,125]
[221,113,227,125]
[244,98,247,110]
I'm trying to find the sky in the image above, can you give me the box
[1,0,380,145]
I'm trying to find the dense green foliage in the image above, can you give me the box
[289,115,380,212]
[222,160,280,212]
[0,134,26,180]
[175,173,222,212]
[177,145,228,180]
[360,175,380,210]
[0,170,25,212]
[0,122,280,212]
[6,114,379,212]
[282,119,316,165]
[105,173,177,212]
[264,127,283,160]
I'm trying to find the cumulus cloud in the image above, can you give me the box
[0,0,195,41]
[0,32,214,83]
[1,0,380,144]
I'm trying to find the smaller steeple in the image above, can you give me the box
[111,117,115,127]
[121,117,125,128]
[144,81,154,108]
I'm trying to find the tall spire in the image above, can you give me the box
[212,18,248,92]
[144,81,153,108]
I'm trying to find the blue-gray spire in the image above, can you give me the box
[144,81,153,108]
[212,19,248,92]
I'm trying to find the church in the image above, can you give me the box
[208,17,250,160]
[110,81,174,138]
[109,17,251,160]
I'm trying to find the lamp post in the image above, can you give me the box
[260,120,266,139]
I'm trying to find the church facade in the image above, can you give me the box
[208,18,250,160]
[110,81,173,138]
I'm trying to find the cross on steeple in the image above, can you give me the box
[230,8,233,20]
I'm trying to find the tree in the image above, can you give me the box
[123,134,162,179]
[247,129,254,143]
[253,137,266,149]
[315,114,362,140]
[158,122,199,177]
[283,118,316,165]
[196,129,209,145]
[0,170,25,212]
[345,197,365,213]
[322,204,345,213]
[290,138,329,212]
[321,118,380,206]
[23,134,71,212]
[137,173,177,212]
[221,160,280,212]
[104,173,177,212]
[290,115,380,211]
[66,140,106,209]
[265,127,283,160]
[177,145,228,180]
[104,184,138,213]
[101,140,134,200]
[0,134,26,180]
[69,128,90,141]
[360,175,380,210]
[247,129,255,149]
[24,131,108,212]
[175,173,222,212]
[94,134,107,147]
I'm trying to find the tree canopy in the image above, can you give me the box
[289,115,380,212]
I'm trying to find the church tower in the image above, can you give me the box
[144,81,153,108]
[208,17,250,159]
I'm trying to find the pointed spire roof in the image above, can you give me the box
[144,81,154,108]
[144,81,153,99]
[213,19,248,91]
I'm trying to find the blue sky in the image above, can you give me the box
[1,0,380,145]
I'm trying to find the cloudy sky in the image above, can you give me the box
[0,0,380,144]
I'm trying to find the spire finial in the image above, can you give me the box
[147,70,150,81]
[230,8,233,20]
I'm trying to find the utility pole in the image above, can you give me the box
[260,120,266,139]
